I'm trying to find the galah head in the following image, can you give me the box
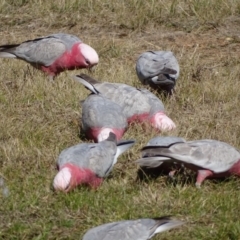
[78,43,99,69]
[53,166,74,192]
[151,112,176,131]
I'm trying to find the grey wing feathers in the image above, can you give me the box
[138,88,165,113]
[136,51,179,86]
[15,38,67,66]
[136,156,169,168]
[146,136,186,146]
[82,94,128,130]
[82,216,183,240]
[82,221,147,240]
[141,140,240,173]
[87,140,118,177]
[57,143,96,168]
[73,75,100,94]
[47,33,81,47]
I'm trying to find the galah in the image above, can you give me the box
[137,139,240,187]
[82,216,184,240]
[82,94,128,142]
[53,133,135,192]
[0,33,99,78]
[73,74,176,132]
[136,51,179,94]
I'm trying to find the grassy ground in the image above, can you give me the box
[1,0,240,239]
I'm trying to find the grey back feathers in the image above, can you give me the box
[82,94,128,131]
[140,139,240,173]
[136,51,179,91]
[82,216,183,240]
[47,33,82,48]
[73,74,165,118]
[57,133,135,177]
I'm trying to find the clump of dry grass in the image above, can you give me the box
[1,0,240,239]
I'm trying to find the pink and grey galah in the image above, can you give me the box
[53,133,135,192]
[73,74,176,132]
[136,51,179,94]
[137,139,240,187]
[82,216,184,240]
[0,33,99,78]
[82,94,128,142]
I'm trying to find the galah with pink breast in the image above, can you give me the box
[0,33,99,79]
[53,133,135,192]
[137,139,240,187]
[82,94,128,142]
[73,74,176,132]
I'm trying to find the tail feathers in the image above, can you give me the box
[141,145,176,156]
[0,52,16,58]
[0,44,19,49]
[152,217,184,236]
[77,73,100,84]
[161,67,177,75]
[72,75,99,94]
[0,44,19,58]
[116,140,135,158]
[135,156,170,168]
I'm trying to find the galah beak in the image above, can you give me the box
[88,64,97,73]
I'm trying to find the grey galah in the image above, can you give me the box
[137,139,240,187]
[82,94,128,142]
[53,133,135,192]
[0,33,99,78]
[73,74,176,132]
[136,51,179,94]
[82,216,184,240]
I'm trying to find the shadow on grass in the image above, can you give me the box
[136,166,235,187]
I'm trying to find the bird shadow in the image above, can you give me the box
[78,126,88,142]
[136,166,236,187]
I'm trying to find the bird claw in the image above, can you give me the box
[168,170,176,179]
[195,182,201,188]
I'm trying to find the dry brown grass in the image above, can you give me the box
[1,0,240,239]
